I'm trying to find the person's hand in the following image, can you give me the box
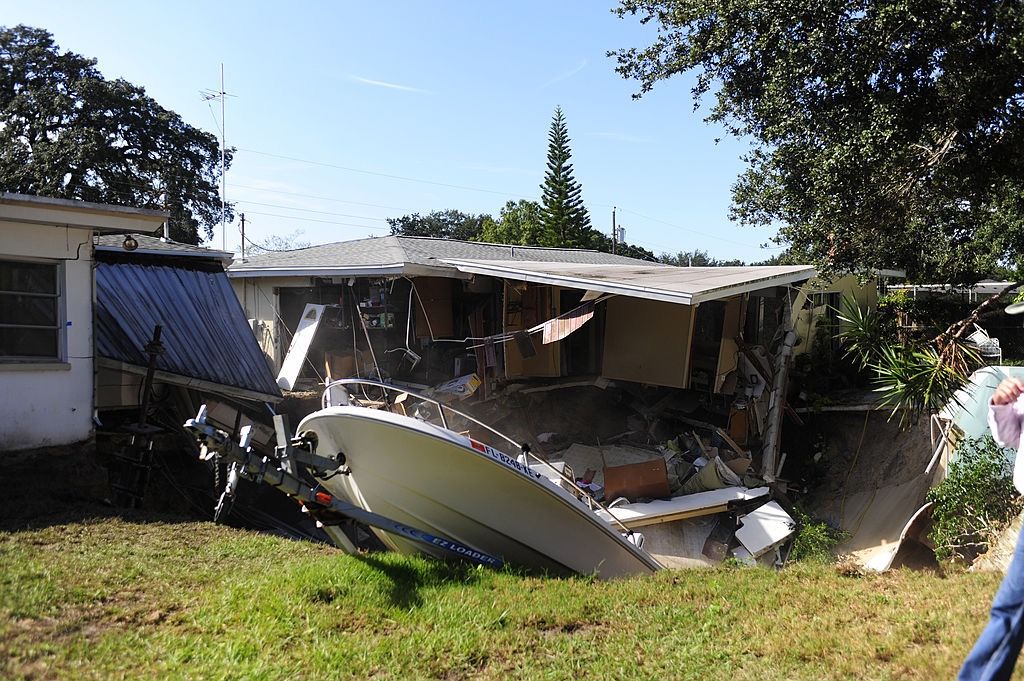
[991,377,1024,406]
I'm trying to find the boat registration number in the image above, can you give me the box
[469,439,541,480]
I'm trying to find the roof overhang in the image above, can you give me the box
[442,259,816,305]
[95,244,234,265]
[0,192,168,234]
[97,357,282,404]
[226,262,470,280]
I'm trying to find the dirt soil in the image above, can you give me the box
[792,411,933,523]
[0,444,117,530]
[463,385,637,457]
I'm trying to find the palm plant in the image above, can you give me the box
[836,295,985,426]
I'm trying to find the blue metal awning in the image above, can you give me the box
[96,260,282,403]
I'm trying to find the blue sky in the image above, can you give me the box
[3,1,782,261]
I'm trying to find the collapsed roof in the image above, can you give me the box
[227,235,815,306]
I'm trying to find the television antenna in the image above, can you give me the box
[201,64,235,251]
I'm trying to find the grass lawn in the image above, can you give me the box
[0,511,1005,680]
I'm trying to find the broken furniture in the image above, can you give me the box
[604,459,671,502]
[966,324,1002,364]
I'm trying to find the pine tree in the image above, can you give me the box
[539,107,594,248]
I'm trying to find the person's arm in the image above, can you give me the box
[988,377,1024,449]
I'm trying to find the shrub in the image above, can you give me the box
[927,436,1021,562]
[789,507,849,563]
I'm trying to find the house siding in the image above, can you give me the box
[0,221,95,450]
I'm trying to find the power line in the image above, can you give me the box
[232,199,390,224]
[615,206,778,250]
[240,210,389,232]
[230,183,415,213]
[66,147,784,254]
[238,147,534,200]
[235,146,776,250]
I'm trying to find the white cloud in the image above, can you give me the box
[542,59,587,88]
[350,75,431,94]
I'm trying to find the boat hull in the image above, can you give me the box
[297,407,660,579]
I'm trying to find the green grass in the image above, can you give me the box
[0,515,1004,680]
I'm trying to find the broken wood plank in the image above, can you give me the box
[750,397,766,436]
[674,415,719,432]
[735,338,774,383]
[520,378,602,394]
[690,431,710,457]
[784,402,805,427]
[716,427,749,457]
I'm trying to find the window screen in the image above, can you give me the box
[0,260,61,360]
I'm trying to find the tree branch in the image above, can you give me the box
[935,282,1023,347]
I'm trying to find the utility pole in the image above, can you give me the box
[611,206,617,255]
[240,212,246,262]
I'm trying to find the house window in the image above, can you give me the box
[0,259,62,361]
[809,291,842,353]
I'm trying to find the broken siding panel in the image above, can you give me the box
[602,297,694,389]
[276,303,326,390]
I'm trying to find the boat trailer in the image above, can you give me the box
[183,405,504,568]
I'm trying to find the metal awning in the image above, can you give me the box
[441,260,816,305]
[95,260,282,403]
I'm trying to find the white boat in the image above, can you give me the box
[294,380,661,579]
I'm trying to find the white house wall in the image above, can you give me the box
[231,277,298,371]
[1,221,95,450]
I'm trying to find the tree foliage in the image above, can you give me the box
[386,109,657,261]
[927,436,1020,562]
[834,286,1024,425]
[611,1,1024,284]
[387,209,490,241]
[659,249,744,266]
[476,199,656,259]
[0,25,230,244]
[477,200,544,245]
[540,107,595,249]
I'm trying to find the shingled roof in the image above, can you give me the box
[227,235,659,278]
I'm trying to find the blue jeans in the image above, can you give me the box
[960,524,1024,681]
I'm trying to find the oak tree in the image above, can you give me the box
[477,200,544,245]
[0,25,230,244]
[612,1,1024,284]
[387,209,490,241]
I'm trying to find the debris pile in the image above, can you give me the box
[514,388,799,569]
